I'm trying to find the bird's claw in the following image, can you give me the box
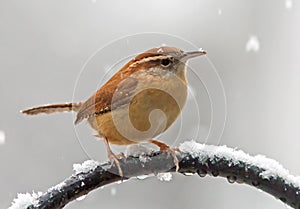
[164,148,180,172]
[108,151,124,177]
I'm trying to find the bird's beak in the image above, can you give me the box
[180,49,207,62]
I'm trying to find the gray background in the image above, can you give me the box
[1,0,300,208]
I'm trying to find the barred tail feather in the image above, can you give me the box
[21,102,83,115]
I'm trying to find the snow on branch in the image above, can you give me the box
[9,141,300,209]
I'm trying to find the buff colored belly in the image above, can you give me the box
[90,87,187,145]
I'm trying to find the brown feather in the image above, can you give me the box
[75,60,138,124]
[22,102,82,115]
[74,46,183,125]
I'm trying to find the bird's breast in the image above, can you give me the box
[93,74,188,145]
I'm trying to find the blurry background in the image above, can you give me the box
[1,0,300,208]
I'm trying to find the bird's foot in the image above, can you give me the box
[107,150,124,177]
[150,139,180,172]
[103,137,124,177]
[164,147,180,172]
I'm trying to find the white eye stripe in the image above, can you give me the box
[130,55,172,68]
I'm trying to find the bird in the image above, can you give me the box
[22,46,206,176]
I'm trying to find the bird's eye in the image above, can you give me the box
[161,58,171,67]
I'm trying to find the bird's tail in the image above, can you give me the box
[21,102,83,115]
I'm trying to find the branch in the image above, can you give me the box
[9,141,300,209]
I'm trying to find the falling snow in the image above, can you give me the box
[286,0,293,9]
[246,35,260,52]
[110,187,117,196]
[198,47,204,52]
[0,130,5,145]
[218,8,222,15]
[157,48,164,53]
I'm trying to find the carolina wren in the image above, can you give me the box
[22,46,206,176]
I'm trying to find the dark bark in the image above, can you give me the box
[24,150,300,209]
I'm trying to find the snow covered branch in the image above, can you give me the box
[9,141,300,209]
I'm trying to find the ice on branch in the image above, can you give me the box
[76,195,87,201]
[9,192,42,209]
[157,173,173,182]
[8,140,300,209]
[179,140,300,189]
[136,175,150,180]
[125,144,152,157]
[49,182,66,192]
[73,160,100,175]
[125,144,153,166]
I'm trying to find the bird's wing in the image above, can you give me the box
[74,49,164,125]
[75,75,138,125]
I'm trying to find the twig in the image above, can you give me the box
[9,141,300,209]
